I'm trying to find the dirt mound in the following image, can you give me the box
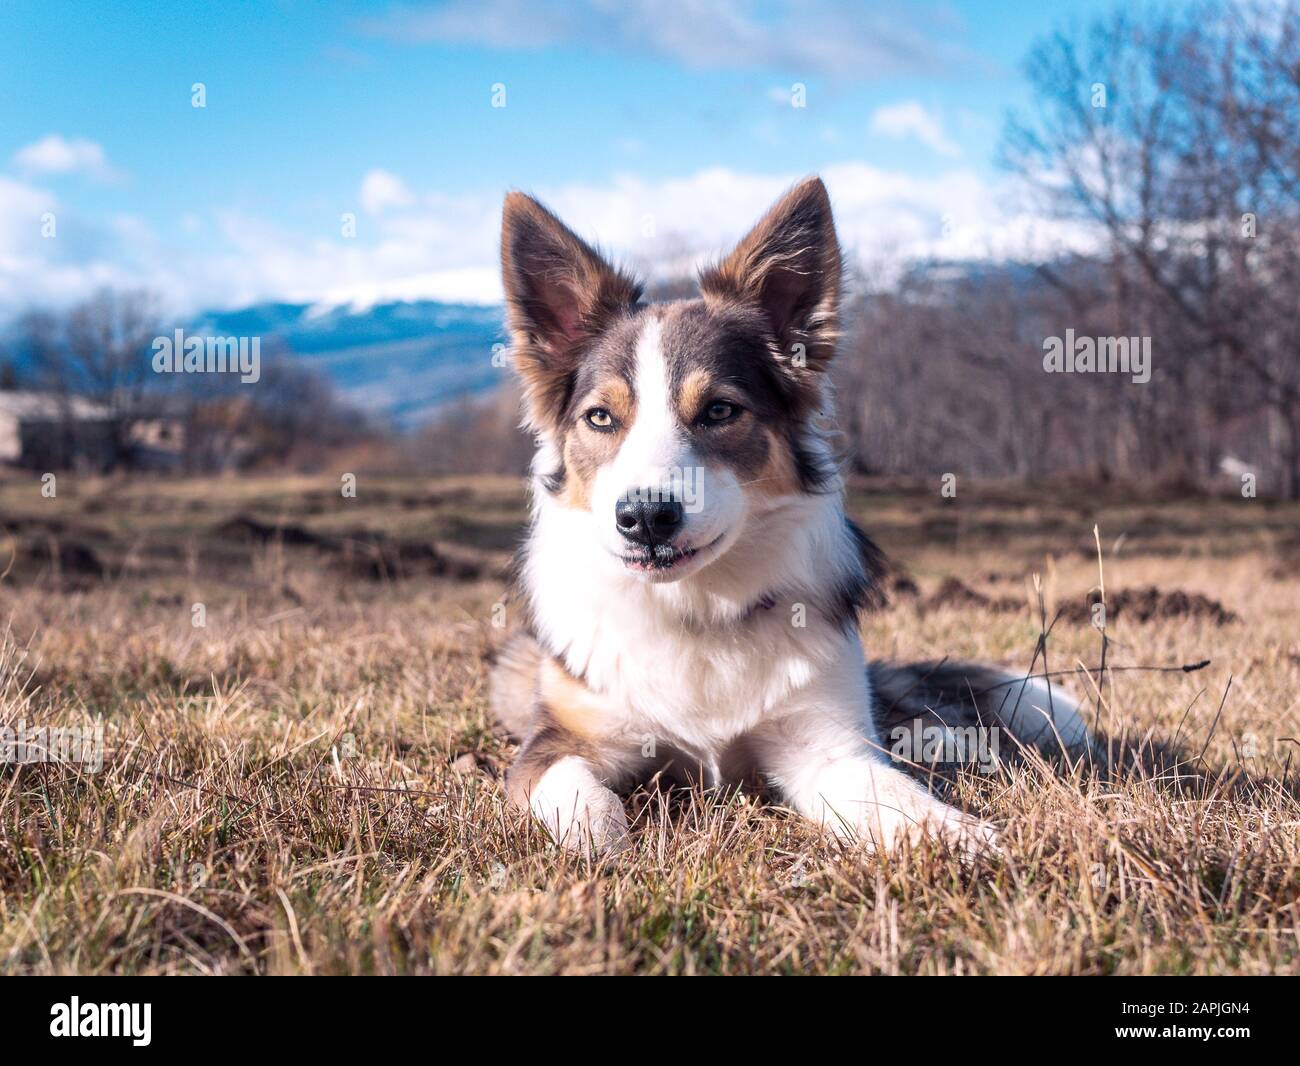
[1062,586,1238,625]
[922,576,1022,612]
[214,515,492,581]
[1,515,113,539]
[333,534,488,581]
[917,575,1237,625]
[887,572,921,599]
[215,515,324,546]
[210,514,507,583]
[1,536,107,586]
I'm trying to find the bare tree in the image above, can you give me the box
[1002,0,1300,496]
[21,288,163,469]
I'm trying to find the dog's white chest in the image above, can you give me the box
[559,600,843,752]
[524,480,868,758]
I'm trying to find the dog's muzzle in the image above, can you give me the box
[614,495,684,548]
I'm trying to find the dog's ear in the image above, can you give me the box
[501,192,641,431]
[699,177,841,380]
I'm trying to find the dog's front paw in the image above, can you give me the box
[843,795,999,859]
[529,757,630,856]
[910,806,1000,858]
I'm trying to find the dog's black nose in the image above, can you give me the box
[615,496,684,546]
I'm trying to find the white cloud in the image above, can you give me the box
[13,134,118,181]
[0,195,195,312]
[360,169,415,214]
[0,174,56,227]
[315,267,502,310]
[532,164,1096,277]
[0,175,58,296]
[0,163,1101,317]
[819,162,1096,262]
[0,176,137,308]
[869,101,961,157]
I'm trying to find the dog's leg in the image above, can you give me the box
[504,658,634,855]
[750,655,995,854]
[754,714,994,853]
[508,735,629,855]
[488,632,544,739]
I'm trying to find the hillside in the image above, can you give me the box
[195,301,508,427]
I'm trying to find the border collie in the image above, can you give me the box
[490,177,1090,855]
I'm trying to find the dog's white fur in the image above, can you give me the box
[530,756,630,854]
[521,320,1016,854]
[502,180,1090,856]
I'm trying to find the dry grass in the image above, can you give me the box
[1,473,1298,974]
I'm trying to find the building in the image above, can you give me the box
[0,390,184,470]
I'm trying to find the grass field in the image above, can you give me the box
[1,472,1298,974]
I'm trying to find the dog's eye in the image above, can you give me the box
[584,407,615,430]
[701,401,739,424]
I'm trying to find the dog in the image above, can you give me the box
[489,177,1091,856]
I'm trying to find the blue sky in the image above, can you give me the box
[0,0,1142,317]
